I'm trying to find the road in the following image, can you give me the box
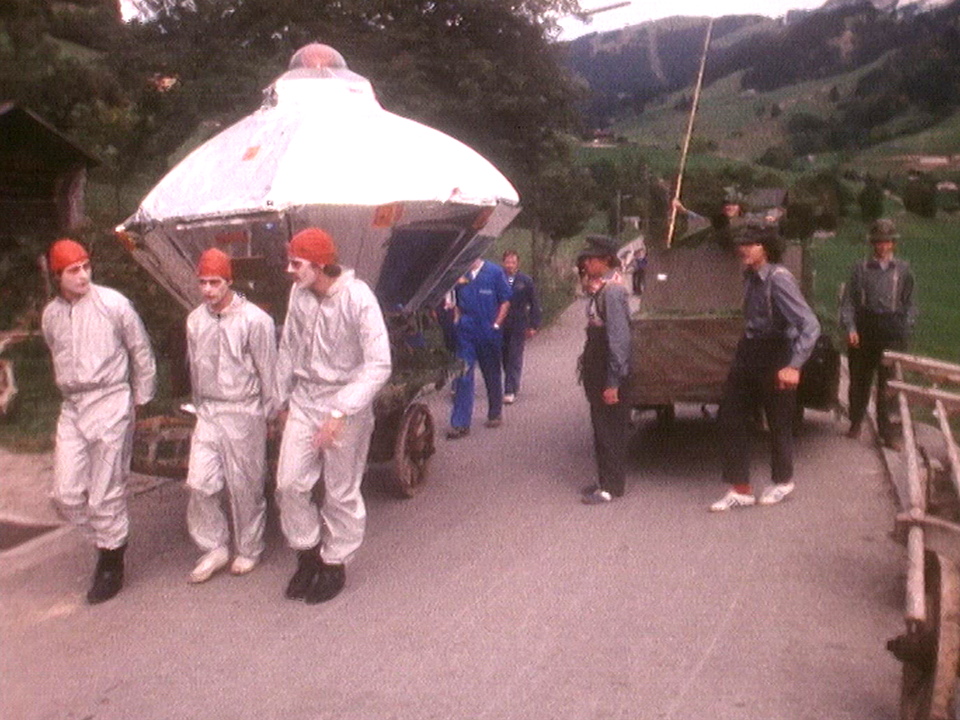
[1,301,903,720]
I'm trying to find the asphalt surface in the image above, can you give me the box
[1,301,904,720]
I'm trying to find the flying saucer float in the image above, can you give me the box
[118,43,521,319]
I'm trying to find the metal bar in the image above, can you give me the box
[666,17,713,248]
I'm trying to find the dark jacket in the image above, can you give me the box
[502,271,541,332]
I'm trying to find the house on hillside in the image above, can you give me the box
[0,103,99,244]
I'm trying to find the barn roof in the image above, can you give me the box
[0,103,99,167]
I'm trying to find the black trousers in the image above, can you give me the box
[719,338,796,487]
[848,341,901,437]
[589,399,629,496]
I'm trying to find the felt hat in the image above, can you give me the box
[577,234,620,261]
[868,218,899,243]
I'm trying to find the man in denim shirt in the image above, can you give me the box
[710,221,820,512]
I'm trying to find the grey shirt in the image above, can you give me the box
[839,256,917,333]
[586,274,631,387]
[743,263,820,369]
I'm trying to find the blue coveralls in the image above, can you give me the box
[451,261,512,429]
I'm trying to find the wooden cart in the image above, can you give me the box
[883,351,960,720]
[132,344,450,500]
[622,236,838,424]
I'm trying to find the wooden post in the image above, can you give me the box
[666,17,713,248]
[893,358,928,624]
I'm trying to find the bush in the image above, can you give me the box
[858,177,885,222]
[903,175,938,217]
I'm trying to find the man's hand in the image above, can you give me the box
[602,387,620,405]
[776,366,801,390]
[312,416,345,450]
[847,331,860,349]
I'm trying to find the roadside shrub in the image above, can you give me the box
[858,176,885,222]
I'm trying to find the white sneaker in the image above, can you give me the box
[759,482,795,506]
[709,490,756,512]
[503,393,516,405]
[189,546,229,583]
[230,555,259,576]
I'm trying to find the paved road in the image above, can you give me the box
[1,301,903,720]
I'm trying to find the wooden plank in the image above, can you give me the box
[935,398,960,512]
[895,359,928,623]
[887,380,960,413]
[883,350,960,384]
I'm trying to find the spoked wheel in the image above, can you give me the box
[390,403,435,498]
[890,552,960,720]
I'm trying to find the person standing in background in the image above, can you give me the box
[840,218,917,447]
[500,250,541,405]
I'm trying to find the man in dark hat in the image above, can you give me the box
[577,235,632,504]
[840,218,917,446]
[710,220,820,512]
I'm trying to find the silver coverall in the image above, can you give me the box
[186,293,278,560]
[42,284,156,549]
[275,270,391,564]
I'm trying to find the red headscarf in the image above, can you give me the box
[48,238,89,275]
[196,248,233,280]
[289,228,337,267]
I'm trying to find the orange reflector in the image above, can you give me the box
[472,207,495,230]
[215,230,249,246]
[373,202,404,228]
[115,228,136,252]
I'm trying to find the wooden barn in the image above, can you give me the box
[0,103,99,243]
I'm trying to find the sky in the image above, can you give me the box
[556,0,831,40]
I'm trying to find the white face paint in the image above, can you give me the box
[59,260,92,302]
[198,276,232,312]
[287,256,319,289]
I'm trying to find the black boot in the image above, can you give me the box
[87,544,126,605]
[285,547,320,600]
[304,561,345,605]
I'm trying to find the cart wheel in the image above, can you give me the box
[390,403,435,498]
[895,552,960,720]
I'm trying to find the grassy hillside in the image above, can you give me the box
[613,53,894,164]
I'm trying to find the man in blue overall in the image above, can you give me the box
[447,257,512,439]
[500,250,541,405]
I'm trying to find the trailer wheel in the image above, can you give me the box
[390,403,435,498]
[892,552,960,720]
